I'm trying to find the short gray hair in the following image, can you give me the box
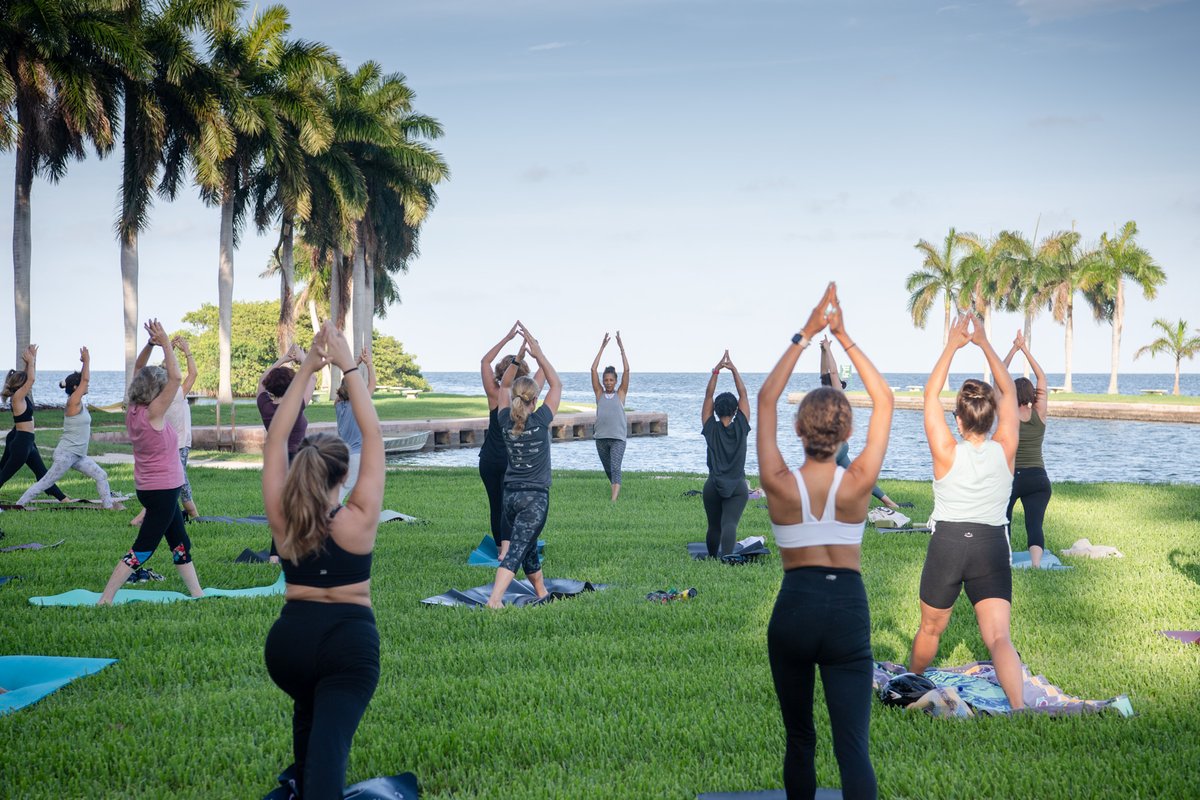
[127,366,167,407]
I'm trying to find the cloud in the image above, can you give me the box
[1029,114,1103,128]
[519,162,589,183]
[529,41,571,51]
[1014,0,1186,24]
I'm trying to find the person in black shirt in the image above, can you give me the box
[701,350,751,558]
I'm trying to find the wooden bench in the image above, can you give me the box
[1140,388,1168,396]
[1048,386,1066,394]
[378,385,422,399]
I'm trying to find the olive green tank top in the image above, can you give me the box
[1015,408,1046,469]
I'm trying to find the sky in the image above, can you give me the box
[2,0,1198,375]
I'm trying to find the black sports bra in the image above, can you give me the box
[11,394,33,424]
[281,506,373,588]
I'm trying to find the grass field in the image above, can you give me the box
[1,468,1197,799]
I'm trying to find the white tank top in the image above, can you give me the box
[932,440,1012,526]
[770,467,866,548]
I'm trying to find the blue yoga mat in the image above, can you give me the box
[1011,551,1071,570]
[466,534,544,567]
[29,573,285,606]
[0,655,116,715]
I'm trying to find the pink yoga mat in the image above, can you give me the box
[1160,631,1200,644]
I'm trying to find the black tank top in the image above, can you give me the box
[281,507,373,588]
[11,393,33,423]
[479,406,508,466]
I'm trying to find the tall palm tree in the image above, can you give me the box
[1134,318,1199,396]
[202,5,334,410]
[1080,221,1166,394]
[958,232,1017,382]
[116,0,235,387]
[906,228,969,391]
[995,228,1051,376]
[1035,229,1096,393]
[1,0,140,361]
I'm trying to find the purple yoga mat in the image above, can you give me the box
[1160,631,1200,645]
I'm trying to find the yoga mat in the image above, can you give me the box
[379,509,421,524]
[0,539,65,553]
[29,573,285,606]
[26,492,132,505]
[0,502,111,511]
[687,536,771,562]
[466,534,544,567]
[1160,630,1200,645]
[0,575,18,587]
[235,548,272,564]
[872,660,1133,717]
[698,791,841,800]
[263,770,419,800]
[1011,551,1071,570]
[0,656,116,715]
[422,578,608,608]
[873,525,932,534]
[197,510,420,525]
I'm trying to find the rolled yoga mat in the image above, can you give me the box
[0,655,116,715]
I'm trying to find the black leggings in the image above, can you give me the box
[703,477,748,557]
[123,487,191,568]
[500,489,548,576]
[265,601,380,799]
[1006,467,1051,551]
[0,429,66,500]
[479,459,510,545]
[767,567,876,800]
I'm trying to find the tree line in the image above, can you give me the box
[2,0,448,414]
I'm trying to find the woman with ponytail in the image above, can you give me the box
[1002,330,1052,568]
[0,345,70,502]
[486,326,562,609]
[909,313,1025,710]
[261,320,384,798]
[16,347,121,509]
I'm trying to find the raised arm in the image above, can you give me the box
[498,342,526,410]
[972,319,1018,466]
[66,347,90,415]
[616,331,631,401]
[701,358,720,427]
[358,346,377,395]
[590,333,609,398]
[526,334,561,414]
[727,352,751,420]
[299,345,319,400]
[926,314,971,478]
[826,287,893,496]
[133,336,154,373]
[11,345,37,408]
[145,321,182,424]
[756,284,834,496]
[173,338,198,394]
[330,325,384,535]
[1019,333,1048,420]
[258,345,299,395]
[480,322,520,405]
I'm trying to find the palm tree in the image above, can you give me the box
[995,228,1052,377]
[1,0,140,361]
[116,0,235,387]
[1035,229,1096,393]
[1080,221,1166,394]
[202,5,334,410]
[958,232,1017,382]
[1134,319,1200,396]
[906,228,970,390]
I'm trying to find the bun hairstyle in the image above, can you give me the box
[61,371,83,396]
[1014,377,1036,408]
[263,366,296,398]
[819,373,848,390]
[509,375,540,436]
[279,434,350,564]
[2,369,28,400]
[127,366,167,407]
[713,391,739,420]
[493,355,531,385]
[955,378,996,435]
[795,386,853,460]
[603,366,618,380]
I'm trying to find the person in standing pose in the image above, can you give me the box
[479,322,531,562]
[98,320,201,605]
[129,336,199,525]
[908,313,1025,710]
[335,346,376,504]
[1002,331,1052,568]
[486,329,562,609]
[591,331,630,501]
[701,350,751,558]
[258,344,318,463]
[757,283,890,800]
[16,347,121,510]
[263,321,384,798]
[0,345,70,503]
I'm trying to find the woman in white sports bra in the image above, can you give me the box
[757,283,892,800]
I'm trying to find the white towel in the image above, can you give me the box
[1059,538,1124,559]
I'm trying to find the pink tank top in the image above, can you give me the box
[126,403,184,490]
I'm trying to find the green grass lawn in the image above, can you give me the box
[1,468,1197,799]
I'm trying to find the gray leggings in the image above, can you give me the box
[17,444,113,507]
[595,438,626,485]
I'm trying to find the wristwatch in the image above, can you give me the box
[791,332,809,347]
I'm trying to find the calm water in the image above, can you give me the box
[11,370,1200,484]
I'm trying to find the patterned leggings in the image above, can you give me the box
[500,489,548,576]
[595,438,626,485]
[17,443,113,507]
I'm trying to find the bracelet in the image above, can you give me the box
[343,366,359,375]
[845,342,857,351]
[711,369,720,375]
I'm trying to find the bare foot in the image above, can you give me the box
[110,503,126,512]
[129,512,145,527]
[59,497,80,504]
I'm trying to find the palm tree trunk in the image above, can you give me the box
[1107,279,1123,394]
[351,239,366,354]
[328,246,343,401]
[217,184,236,409]
[308,294,330,397]
[1022,310,1033,378]
[12,135,33,363]
[364,256,375,357]
[277,218,295,354]
[942,295,951,393]
[121,233,139,390]
[1173,358,1181,396]
[1063,298,1074,393]
[982,304,993,383]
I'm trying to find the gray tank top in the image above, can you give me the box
[59,405,92,456]
[593,392,627,440]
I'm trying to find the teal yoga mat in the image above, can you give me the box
[0,655,116,715]
[466,534,544,567]
[1012,551,1071,570]
[29,573,285,606]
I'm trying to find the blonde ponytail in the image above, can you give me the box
[279,434,350,564]
[509,376,539,436]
